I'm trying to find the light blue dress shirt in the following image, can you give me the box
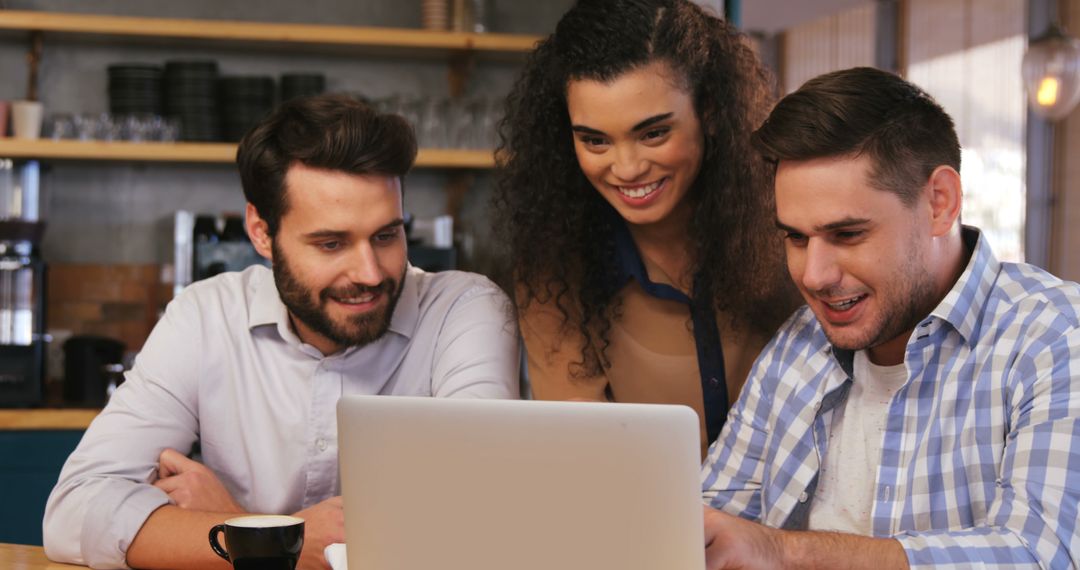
[44,264,520,569]
[702,227,1080,568]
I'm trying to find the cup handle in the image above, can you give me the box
[208,524,230,562]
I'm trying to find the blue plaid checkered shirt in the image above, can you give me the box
[702,227,1080,568]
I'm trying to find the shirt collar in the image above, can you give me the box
[246,263,422,344]
[927,225,998,346]
[249,266,288,330]
[611,211,645,287]
[829,225,997,369]
[386,265,420,340]
[609,209,691,304]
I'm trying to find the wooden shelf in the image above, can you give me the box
[0,408,98,430]
[0,10,541,58]
[416,148,496,169]
[0,11,515,169]
[0,139,496,168]
[0,139,234,163]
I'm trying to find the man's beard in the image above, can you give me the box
[272,241,405,350]
[817,243,939,354]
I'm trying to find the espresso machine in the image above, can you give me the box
[0,159,46,406]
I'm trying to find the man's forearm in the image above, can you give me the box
[780,530,908,570]
[125,505,237,570]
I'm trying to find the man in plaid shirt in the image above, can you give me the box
[701,67,1079,569]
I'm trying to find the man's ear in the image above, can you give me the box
[245,203,274,261]
[925,165,962,238]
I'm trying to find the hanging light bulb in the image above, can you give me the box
[1022,24,1080,121]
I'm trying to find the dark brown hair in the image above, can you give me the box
[752,66,961,206]
[237,93,417,236]
[493,0,796,376]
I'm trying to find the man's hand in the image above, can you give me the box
[704,506,785,570]
[703,506,911,570]
[152,448,243,513]
[293,496,345,570]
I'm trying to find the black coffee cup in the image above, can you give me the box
[209,515,305,570]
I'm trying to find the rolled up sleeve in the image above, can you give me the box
[896,327,1080,569]
[43,293,204,568]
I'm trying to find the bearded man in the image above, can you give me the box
[44,94,519,570]
[700,67,1080,569]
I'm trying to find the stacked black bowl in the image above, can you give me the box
[280,73,326,102]
[164,60,220,142]
[218,76,276,142]
[107,64,163,116]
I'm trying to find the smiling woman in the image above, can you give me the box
[567,61,704,229]
[493,0,800,456]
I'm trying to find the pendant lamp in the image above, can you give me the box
[1022,24,1080,121]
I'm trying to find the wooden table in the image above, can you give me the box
[0,544,85,569]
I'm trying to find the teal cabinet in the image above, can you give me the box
[0,431,84,546]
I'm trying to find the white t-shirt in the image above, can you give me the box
[808,350,908,535]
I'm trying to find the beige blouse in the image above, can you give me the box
[519,278,772,459]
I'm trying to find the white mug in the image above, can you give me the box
[12,101,44,140]
[433,215,454,248]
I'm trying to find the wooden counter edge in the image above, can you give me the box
[0,543,85,569]
[0,409,99,430]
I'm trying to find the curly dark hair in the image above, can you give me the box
[493,0,798,377]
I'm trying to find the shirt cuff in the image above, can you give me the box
[81,484,171,569]
[895,527,1041,569]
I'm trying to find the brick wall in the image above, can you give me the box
[46,264,172,353]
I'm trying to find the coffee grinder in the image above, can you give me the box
[0,159,46,406]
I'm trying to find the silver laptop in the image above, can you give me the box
[337,396,704,570]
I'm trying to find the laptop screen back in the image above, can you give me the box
[337,396,704,570]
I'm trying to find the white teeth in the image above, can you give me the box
[338,293,376,305]
[827,296,863,310]
[617,179,662,199]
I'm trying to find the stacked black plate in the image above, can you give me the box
[164,60,220,142]
[218,76,276,142]
[280,73,326,102]
[107,64,163,116]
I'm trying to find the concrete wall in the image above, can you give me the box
[0,0,574,272]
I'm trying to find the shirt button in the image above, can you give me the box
[709,377,720,387]
[798,491,809,503]
[316,438,328,452]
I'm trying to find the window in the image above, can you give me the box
[781,3,876,93]
[906,0,1027,261]
[777,0,1028,261]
